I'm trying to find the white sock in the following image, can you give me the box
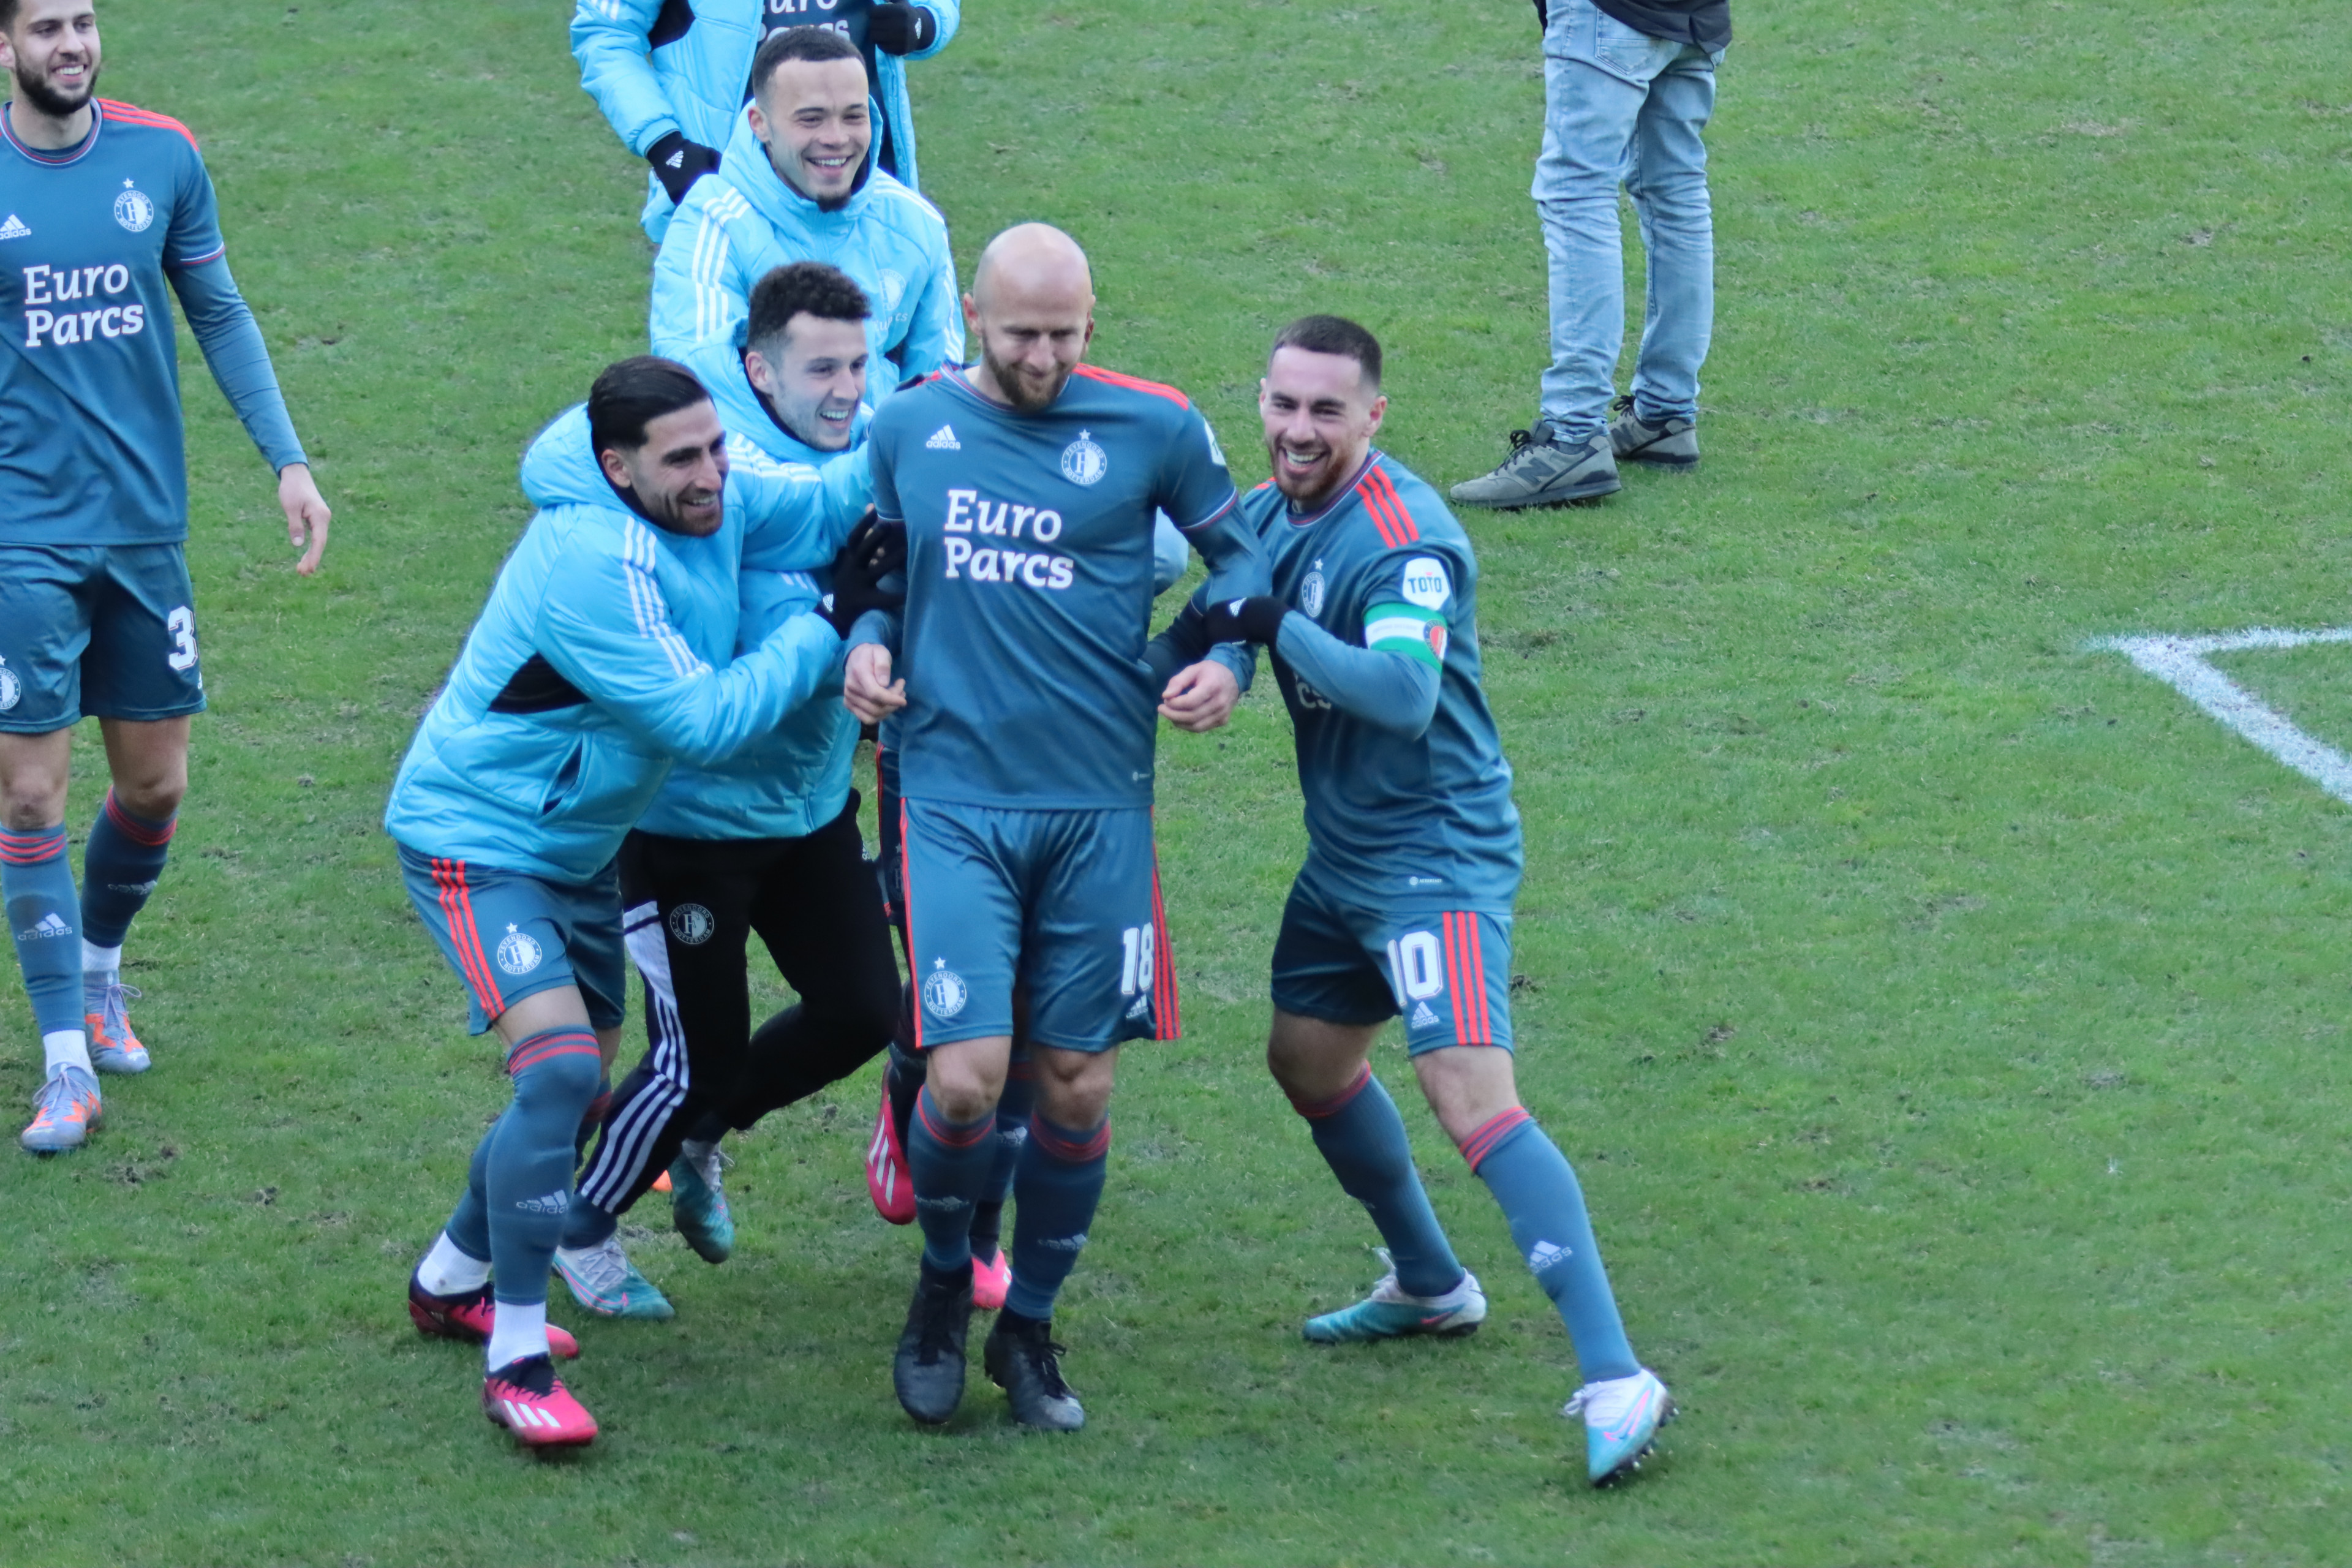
[680,1136,719,1164]
[416,1230,492,1297]
[82,940,121,978]
[43,1029,92,1078]
[484,1298,549,1371]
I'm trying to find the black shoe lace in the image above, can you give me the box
[914,1284,965,1363]
[1609,393,1637,417]
[494,1354,556,1395]
[1025,1337,1074,1400]
[1505,428,1534,451]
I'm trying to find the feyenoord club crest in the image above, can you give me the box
[495,924,544,976]
[1300,564,1327,619]
[113,181,155,233]
[1060,430,1109,487]
[668,903,715,946]
[0,658,18,712]
[920,958,968,1019]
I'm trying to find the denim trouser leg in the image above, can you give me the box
[1534,0,1720,438]
[1626,53,1718,426]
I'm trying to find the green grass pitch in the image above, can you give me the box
[3,0,2350,1561]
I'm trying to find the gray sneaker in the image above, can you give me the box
[1608,396,1698,467]
[1450,422,1620,508]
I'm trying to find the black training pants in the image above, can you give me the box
[573,794,900,1221]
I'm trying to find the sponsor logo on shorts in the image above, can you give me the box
[0,659,18,712]
[1526,1240,1571,1274]
[1060,430,1109,487]
[1409,1001,1439,1028]
[495,924,544,976]
[515,1189,570,1215]
[1300,565,1326,619]
[113,183,156,233]
[1399,556,1451,609]
[668,903,715,946]
[1125,993,1151,1020]
[921,958,968,1019]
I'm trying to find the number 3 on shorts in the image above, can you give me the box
[165,605,197,672]
[1385,930,1442,1009]
[1118,922,1156,997]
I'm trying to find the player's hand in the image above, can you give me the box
[279,462,330,576]
[867,3,937,55]
[1203,595,1286,648]
[820,511,907,635]
[647,131,722,205]
[845,641,907,722]
[1159,660,1239,733]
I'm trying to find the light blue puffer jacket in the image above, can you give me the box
[571,0,959,241]
[647,104,962,400]
[382,403,867,881]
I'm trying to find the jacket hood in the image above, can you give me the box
[719,98,882,233]
[518,404,616,512]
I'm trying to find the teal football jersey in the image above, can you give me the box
[1248,453,1523,913]
[1,100,237,545]
[870,363,1244,809]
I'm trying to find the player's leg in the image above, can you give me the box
[75,544,209,1073]
[965,1030,1033,1310]
[891,797,1022,1424]
[867,741,922,1223]
[1614,40,1719,466]
[1404,910,1668,1485]
[1267,881,1473,1340]
[979,806,1154,1433]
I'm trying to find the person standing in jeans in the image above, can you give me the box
[1452,0,1727,509]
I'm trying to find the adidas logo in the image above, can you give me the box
[1125,993,1151,1020]
[1410,1001,1438,1028]
[663,149,684,169]
[1038,1232,1088,1251]
[0,214,28,241]
[925,423,960,450]
[514,1189,570,1215]
[1526,1240,1571,1274]
[497,1398,567,1431]
[18,913,72,940]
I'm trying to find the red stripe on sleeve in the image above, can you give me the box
[1354,480,1403,549]
[1069,363,1191,408]
[1365,467,1421,543]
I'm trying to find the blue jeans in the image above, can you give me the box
[1534,0,1722,440]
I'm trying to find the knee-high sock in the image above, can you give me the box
[79,791,175,978]
[970,1052,1036,1262]
[3,826,88,1071]
[1460,1108,1639,1382]
[575,1077,612,1163]
[447,1120,497,1263]
[908,1084,993,1272]
[486,1028,603,1313]
[1292,1065,1464,1298]
[1005,1113,1109,1322]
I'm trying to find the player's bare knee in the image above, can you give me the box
[0,734,72,829]
[1414,1044,1521,1144]
[1267,1011,1376,1103]
[1032,1047,1117,1128]
[924,1040,1009,1123]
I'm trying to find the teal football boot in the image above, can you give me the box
[551,1235,675,1319]
[668,1142,734,1264]
[1566,1368,1673,1486]
[1303,1254,1486,1344]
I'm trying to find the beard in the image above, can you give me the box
[981,341,1073,414]
[14,61,97,119]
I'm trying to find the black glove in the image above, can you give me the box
[867,2,937,55]
[820,512,907,636]
[1203,595,1287,648]
[647,130,721,205]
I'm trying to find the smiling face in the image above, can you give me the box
[1260,345,1386,511]
[745,312,869,453]
[0,0,102,122]
[965,224,1095,413]
[599,401,731,537]
[748,55,872,206]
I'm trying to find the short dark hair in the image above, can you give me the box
[747,262,871,355]
[1270,315,1382,391]
[750,24,862,101]
[588,356,709,456]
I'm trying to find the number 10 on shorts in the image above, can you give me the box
[1118,922,1156,997]
[1386,930,1443,1010]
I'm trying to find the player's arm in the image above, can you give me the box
[535,530,845,767]
[893,230,967,384]
[869,0,958,59]
[734,444,874,571]
[1146,591,1254,692]
[843,431,909,721]
[647,193,746,355]
[570,0,693,164]
[165,158,328,573]
[1207,543,1464,738]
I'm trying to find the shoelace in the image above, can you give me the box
[32,1068,90,1112]
[693,1146,734,1189]
[98,982,140,1041]
[568,1240,631,1292]
[1023,1336,1075,1398]
[1562,1375,1651,1425]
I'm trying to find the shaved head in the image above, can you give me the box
[963,224,1095,413]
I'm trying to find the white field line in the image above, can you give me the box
[2088,627,2352,805]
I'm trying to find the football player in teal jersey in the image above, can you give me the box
[0,0,331,1155]
[1155,317,1674,1487]
[845,224,1264,1431]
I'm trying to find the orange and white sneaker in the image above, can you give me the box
[21,1066,102,1154]
[483,1356,597,1448]
[972,1246,1011,1312]
[866,1083,915,1224]
[86,981,149,1074]
[408,1276,579,1359]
